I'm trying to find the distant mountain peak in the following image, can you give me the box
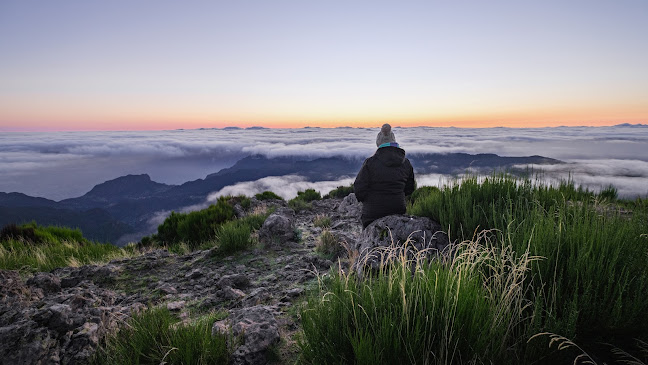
[85,174,171,199]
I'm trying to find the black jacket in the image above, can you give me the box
[354,146,416,227]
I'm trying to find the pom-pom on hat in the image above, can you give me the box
[376,123,396,147]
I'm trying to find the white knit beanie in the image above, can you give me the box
[376,123,396,147]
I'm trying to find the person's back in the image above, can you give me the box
[354,124,415,228]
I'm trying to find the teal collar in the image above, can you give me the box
[378,142,400,148]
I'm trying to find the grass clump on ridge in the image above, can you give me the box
[0,223,136,273]
[300,233,535,364]
[93,307,229,365]
[407,175,648,361]
[301,176,647,364]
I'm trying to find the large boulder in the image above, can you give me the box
[212,305,280,365]
[353,215,450,272]
[258,208,295,245]
[337,193,362,219]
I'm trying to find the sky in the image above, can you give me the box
[1,0,647,131]
[2,126,647,200]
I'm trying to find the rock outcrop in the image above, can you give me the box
[337,193,362,219]
[353,214,450,272]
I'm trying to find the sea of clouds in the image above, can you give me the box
[1,125,647,200]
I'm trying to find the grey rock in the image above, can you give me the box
[158,283,177,295]
[185,268,204,279]
[27,273,61,294]
[258,210,296,244]
[354,214,450,272]
[166,301,186,311]
[212,305,280,365]
[218,274,250,289]
[221,286,246,301]
[280,287,304,302]
[243,287,271,307]
[337,193,362,218]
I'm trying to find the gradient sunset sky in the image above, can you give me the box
[1,0,647,131]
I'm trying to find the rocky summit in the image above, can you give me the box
[0,194,449,365]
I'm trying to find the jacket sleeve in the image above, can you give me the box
[354,160,371,202]
[404,161,416,196]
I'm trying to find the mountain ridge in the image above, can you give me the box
[0,152,561,244]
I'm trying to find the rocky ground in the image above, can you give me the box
[0,195,448,365]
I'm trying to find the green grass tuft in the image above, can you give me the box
[312,214,331,228]
[0,223,135,273]
[93,307,229,365]
[215,220,253,255]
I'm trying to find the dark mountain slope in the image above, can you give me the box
[0,206,134,243]
[0,192,60,208]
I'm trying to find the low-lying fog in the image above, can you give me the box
[2,125,647,200]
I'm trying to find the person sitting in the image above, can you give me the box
[354,124,416,228]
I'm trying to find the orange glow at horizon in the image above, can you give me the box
[1,103,646,131]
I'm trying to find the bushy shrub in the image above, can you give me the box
[255,191,283,201]
[288,199,311,212]
[287,189,321,212]
[0,223,39,243]
[0,222,88,245]
[93,307,229,365]
[156,197,234,248]
[229,195,252,210]
[296,189,321,202]
[238,213,267,231]
[324,185,354,199]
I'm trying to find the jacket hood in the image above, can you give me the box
[375,146,406,167]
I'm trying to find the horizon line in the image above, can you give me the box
[1,122,647,133]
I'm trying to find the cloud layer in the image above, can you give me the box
[1,125,647,199]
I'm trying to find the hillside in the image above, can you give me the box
[1,178,646,364]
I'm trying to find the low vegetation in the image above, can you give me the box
[301,236,533,364]
[255,191,284,200]
[93,307,229,365]
[315,230,340,258]
[312,214,331,228]
[288,188,322,212]
[141,196,271,255]
[4,176,647,363]
[0,223,136,273]
[300,175,648,363]
[323,185,354,199]
[155,197,235,249]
